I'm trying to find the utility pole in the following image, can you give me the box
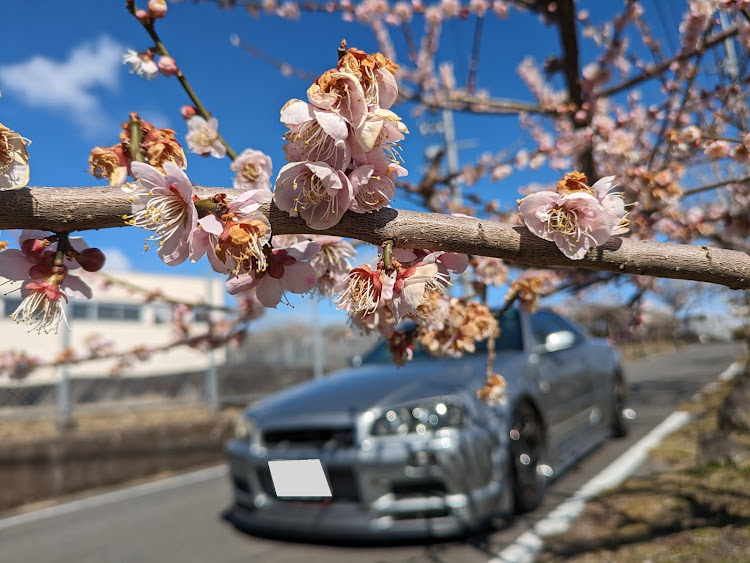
[441,109,462,205]
[719,11,738,83]
[204,275,221,411]
[56,303,74,430]
[312,298,324,379]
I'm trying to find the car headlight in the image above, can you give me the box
[234,416,255,440]
[371,401,464,436]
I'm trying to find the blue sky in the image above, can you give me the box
[0,1,686,323]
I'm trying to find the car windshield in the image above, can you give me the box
[361,308,523,365]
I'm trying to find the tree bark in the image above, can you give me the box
[2,186,750,289]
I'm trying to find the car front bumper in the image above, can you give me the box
[225,427,508,541]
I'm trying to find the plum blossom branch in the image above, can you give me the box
[230,34,318,82]
[126,0,238,160]
[2,186,750,290]
[92,272,241,314]
[0,315,248,381]
[681,174,750,198]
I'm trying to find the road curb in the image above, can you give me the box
[490,360,744,563]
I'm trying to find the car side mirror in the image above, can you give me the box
[535,330,577,354]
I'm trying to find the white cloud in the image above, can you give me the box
[0,36,124,135]
[100,247,133,272]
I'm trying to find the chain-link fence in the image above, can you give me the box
[0,323,380,423]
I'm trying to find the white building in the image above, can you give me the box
[0,270,226,385]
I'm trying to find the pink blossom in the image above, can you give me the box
[492,0,509,18]
[274,161,353,230]
[393,2,413,23]
[191,187,273,274]
[491,164,513,181]
[128,162,197,266]
[518,191,613,260]
[591,176,629,235]
[347,163,402,213]
[261,0,278,11]
[514,149,530,169]
[11,270,92,334]
[390,262,451,322]
[470,0,489,17]
[350,301,397,337]
[307,235,356,296]
[277,1,301,19]
[471,256,509,286]
[122,50,158,80]
[336,49,399,110]
[280,99,351,169]
[231,148,273,191]
[425,5,443,24]
[307,70,367,131]
[429,251,469,274]
[352,109,408,157]
[336,263,395,317]
[0,350,41,380]
[704,140,732,159]
[226,238,320,308]
[185,116,226,159]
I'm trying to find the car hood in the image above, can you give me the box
[248,352,523,428]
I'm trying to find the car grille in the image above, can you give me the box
[262,427,355,448]
[257,466,360,503]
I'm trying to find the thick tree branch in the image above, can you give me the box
[554,0,596,180]
[2,187,750,290]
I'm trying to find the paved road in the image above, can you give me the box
[0,342,741,563]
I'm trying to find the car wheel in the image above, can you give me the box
[509,402,548,514]
[611,376,629,438]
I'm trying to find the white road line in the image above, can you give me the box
[0,464,227,532]
[491,411,691,563]
[492,359,744,563]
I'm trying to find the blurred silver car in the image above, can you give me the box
[225,307,628,540]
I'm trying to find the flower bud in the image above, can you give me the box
[76,248,106,272]
[180,105,198,120]
[135,9,151,24]
[148,0,168,19]
[29,263,53,280]
[158,56,178,77]
[21,237,49,258]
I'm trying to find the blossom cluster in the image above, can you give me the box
[273,48,408,230]
[336,248,467,328]
[333,247,505,363]
[89,115,186,185]
[254,0,512,25]
[0,230,104,334]
[419,298,499,358]
[122,1,177,80]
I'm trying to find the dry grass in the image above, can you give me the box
[538,369,750,562]
[0,404,242,444]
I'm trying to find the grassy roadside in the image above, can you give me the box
[538,364,750,562]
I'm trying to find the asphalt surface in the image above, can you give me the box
[0,342,742,563]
